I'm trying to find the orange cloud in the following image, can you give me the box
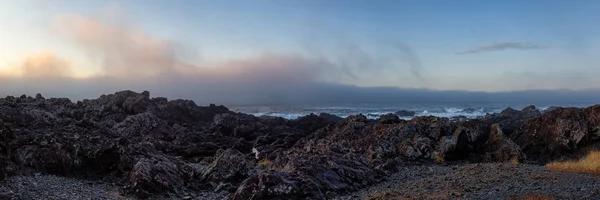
[51,10,335,83]
[0,52,72,78]
[54,11,191,79]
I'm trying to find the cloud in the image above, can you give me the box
[392,42,423,80]
[0,52,72,78]
[50,8,426,88]
[54,11,191,79]
[51,10,339,83]
[457,42,546,54]
[7,8,595,105]
[198,52,334,84]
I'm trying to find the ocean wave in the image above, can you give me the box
[239,104,594,120]
[252,112,307,120]
[249,109,492,120]
[444,107,463,113]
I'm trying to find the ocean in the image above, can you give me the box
[230,102,597,120]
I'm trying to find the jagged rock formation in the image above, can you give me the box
[394,110,416,117]
[0,90,598,199]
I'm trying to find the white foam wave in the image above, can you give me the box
[365,112,394,119]
[417,108,489,119]
[248,107,495,120]
[251,112,306,120]
[444,107,463,113]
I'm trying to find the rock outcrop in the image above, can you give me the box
[483,106,542,136]
[0,91,598,199]
[510,105,600,162]
[394,110,416,117]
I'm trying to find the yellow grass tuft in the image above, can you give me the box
[546,151,600,175]
[257,157,271,167]
[509,157,520,165]
[433,154,445,163]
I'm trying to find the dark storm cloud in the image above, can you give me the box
[457,42,546,54]
[1,77,599,106]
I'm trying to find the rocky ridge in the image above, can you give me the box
[0,91,599,199]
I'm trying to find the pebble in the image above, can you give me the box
[333,163,600,200]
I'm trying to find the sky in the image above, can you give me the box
[1,0,599,104]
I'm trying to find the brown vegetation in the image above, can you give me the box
[546,151,600,175]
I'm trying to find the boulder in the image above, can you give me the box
[318,113,343,123]
[394,110,416,117]
[510,107,591,162]
[433,120,489,161]
[125,145,195,198]
[232,170,324,200]
[35,93,44,100]
[377,113,401,124]
[484,124,525,163]
[294,113,339,133]
[121,91,151,114]
[207,103,229,114]
[484,106,542,135]
[201,149,251,189]
[522,105,537,112]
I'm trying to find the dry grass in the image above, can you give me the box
[257,157,271,167]
[546,151,600,175]
[433,154,445,163]
[509,157,520,165]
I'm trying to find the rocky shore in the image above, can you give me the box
[1,90,600,199]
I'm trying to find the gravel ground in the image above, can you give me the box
[3,163,599,200]
[0,175,229,200]
[335,163,600,200]
[0,175,132,200]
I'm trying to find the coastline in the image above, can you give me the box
[1,90,600,199]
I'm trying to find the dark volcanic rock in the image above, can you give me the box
[318,113,343,123]
[510,105,600,162]
[483,106,542,136]
[542,106,559,114]
[0,120,15,179]
[201,149,251,190]
[450,115,468,122]
[522,105,537,112]
[433,121,525,163]
[0,90,343,198]
[434,120,489,161]
[126,145,193,198]
[377,113,401,124]
[484,124,525,162]
[294,113,339,133]
[232,170,324,200]
[394,110,416,117]
[1,90,600,199]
